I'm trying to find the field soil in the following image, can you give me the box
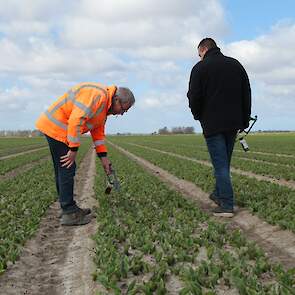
[110,142,295,270]
[129,143,295,190]
[0,156,50,181]
[0,147,48,160]
[0,148,101,295]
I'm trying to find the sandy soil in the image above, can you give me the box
[0,148,101,295]
[110,142,295,270]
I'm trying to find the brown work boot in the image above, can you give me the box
[59,207,91,218]
[61,209,92,226]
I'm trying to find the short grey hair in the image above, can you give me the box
[116,87,135,106]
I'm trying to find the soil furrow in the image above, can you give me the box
[110,141,295,270]
[0,147,48,160]
[0,148,99,295]
[0,156,50,181]
[128,142,295,190]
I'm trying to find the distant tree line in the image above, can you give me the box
[158,126,195,135]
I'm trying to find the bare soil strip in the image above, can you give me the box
[250,150,295,159]
[110,142,295,270]
[234,155,293,168]
[144,141,295,159]
[129,143,295,190]
[0,146,48,160]
[0,148,100,295]
[0,156,50,181]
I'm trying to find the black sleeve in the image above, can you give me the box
[69,147,79,151]
[241,65,252,129]
[187,64,203,120]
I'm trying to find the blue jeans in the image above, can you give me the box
[205,131,237,210]
[45,135,79,214]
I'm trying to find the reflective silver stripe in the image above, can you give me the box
[67,134,80,143]
[44,111,67,130]
[49,86,103,114]
[94,140,105,146]
[91,102,105,118]
[72,100,92,117]
[67,90,75,101]
[77,84,107,97]
[86,122,93,129]
[49,99,68,114]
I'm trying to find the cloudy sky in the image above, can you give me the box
[0,0,295,134]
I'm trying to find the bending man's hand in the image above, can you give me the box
[60,150,77,168]
[100,157,111,175]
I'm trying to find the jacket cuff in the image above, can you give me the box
[69,147,79,151]
[97,152,107,158]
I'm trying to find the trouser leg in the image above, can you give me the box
[45,135,78,213]
[205,133,234,210]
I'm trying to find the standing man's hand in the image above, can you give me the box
[60,150,77,168]
[100,157,111,175]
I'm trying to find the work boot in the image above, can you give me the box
[212,206,234,218]
[59,207,91,218]
[209,192,220,206]
[61,209,92,226]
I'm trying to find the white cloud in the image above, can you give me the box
[61,0,227,54]
[0,87,32,112]
[1,0,294,131]
[139,92,184,109]
[224,21,295,119]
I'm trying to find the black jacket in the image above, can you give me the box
[187,47,251,137]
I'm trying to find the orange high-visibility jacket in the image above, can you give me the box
[36,82,116,154]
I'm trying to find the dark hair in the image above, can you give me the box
[198,38,217,50]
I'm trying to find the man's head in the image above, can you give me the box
[109,87,135,115]
[197,38,217,60]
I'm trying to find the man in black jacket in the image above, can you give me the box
[187,38,251,217]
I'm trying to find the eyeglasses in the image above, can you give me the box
[115,95,129,114]
[116,97,128,114]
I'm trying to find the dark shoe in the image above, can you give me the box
[59,207,91,218]
[212,206,234,218]
[61,210,92,226]
[209,193,220,206]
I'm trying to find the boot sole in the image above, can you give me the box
[213,212,234,218]
[61,215,92,226]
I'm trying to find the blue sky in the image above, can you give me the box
[0,0,295,134]
[222,0,295,40]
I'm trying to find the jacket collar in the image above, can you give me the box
[203,47,222,59]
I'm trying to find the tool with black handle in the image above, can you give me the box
[239,115,257,152]
[105,164,121,194]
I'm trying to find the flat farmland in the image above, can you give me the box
[0,134,294,294]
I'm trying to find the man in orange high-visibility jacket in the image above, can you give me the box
[36,83,135,226]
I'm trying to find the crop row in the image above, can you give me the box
[0,138,92,274]
[126,137,295,167]
[0,147,49,175]
[131,141,295,182]
[0,137,47,157]
[109,135,295,183]
[92,145,294,294]
[110,132,295,157]
[108,141,295,233]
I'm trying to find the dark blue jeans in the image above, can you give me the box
[205,131,237,210]
[45,135,79,214]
